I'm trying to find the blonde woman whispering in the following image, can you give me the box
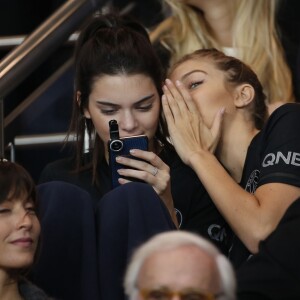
[150,0,294,113]
[162,48,300,269]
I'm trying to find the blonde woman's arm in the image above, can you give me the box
[162,79,300,254]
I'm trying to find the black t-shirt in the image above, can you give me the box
[237,197,300,300]
[230,103,300,268]
[39,147,233,254]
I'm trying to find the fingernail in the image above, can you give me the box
[118,178,126,184]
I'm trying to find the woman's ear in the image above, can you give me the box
[77,91,91,119]
[233,84,255,108]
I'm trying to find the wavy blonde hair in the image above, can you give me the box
[151,0,294,104]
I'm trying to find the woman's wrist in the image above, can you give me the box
[187,149,209,168]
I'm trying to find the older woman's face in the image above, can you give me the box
[169,58,236,127]
[0,196,40,271]
[84,74,161,153]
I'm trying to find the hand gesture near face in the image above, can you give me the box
[162,79,224,167]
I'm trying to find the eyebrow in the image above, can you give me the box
[96,94,155,107]
[181,69,208,81]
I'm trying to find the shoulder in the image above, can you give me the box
[44,157,74,170]
[19,280,52,300]
[40,157,73,175]
[268,102,300,121]
[262,103,300,135]
[255,103,300,151]
[39,157,76,184]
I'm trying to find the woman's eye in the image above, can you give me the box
[101,109,117,115]
[25,200,37,214]
[189,81,203,90]
[137,104,153,111]
[26,206,37,215]
[0,208,11,214]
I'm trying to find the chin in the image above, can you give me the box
[8,256,35,270]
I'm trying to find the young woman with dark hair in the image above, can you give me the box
[38,14,232,300]
[39,13,232,251]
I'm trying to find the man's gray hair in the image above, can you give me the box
[124,230,236,300]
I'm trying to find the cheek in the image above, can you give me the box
[0,228,8,244]
[34,219,41,237]
[191,94,218,126]
[192,89,231,126]
[143,106,161,134]
[89,114,110,143]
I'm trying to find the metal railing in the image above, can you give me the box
[0,0,103,159]
[7,132,77,162]
[0,32,79,50]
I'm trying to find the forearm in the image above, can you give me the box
[188,150,266,252]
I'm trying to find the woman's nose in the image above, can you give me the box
[17,210,33,230]
[119,111,137,133]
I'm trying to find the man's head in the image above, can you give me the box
[124,231,236,300]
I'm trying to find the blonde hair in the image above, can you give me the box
[151,0,294,104]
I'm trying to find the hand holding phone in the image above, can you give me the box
[108,120,148,188]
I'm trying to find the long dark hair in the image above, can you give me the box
[68,13,172,184]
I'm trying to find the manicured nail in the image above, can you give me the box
[118,178,126,184]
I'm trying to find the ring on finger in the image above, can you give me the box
[151,167,158,176]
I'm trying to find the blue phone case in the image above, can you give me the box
[108,135,148,188]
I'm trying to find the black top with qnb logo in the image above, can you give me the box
[230,103,300,269]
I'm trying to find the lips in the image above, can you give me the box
[10,237,34,247]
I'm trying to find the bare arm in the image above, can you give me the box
[162,79,300,252]
[188,151,300,253]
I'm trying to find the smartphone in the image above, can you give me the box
[108,120,148,188]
